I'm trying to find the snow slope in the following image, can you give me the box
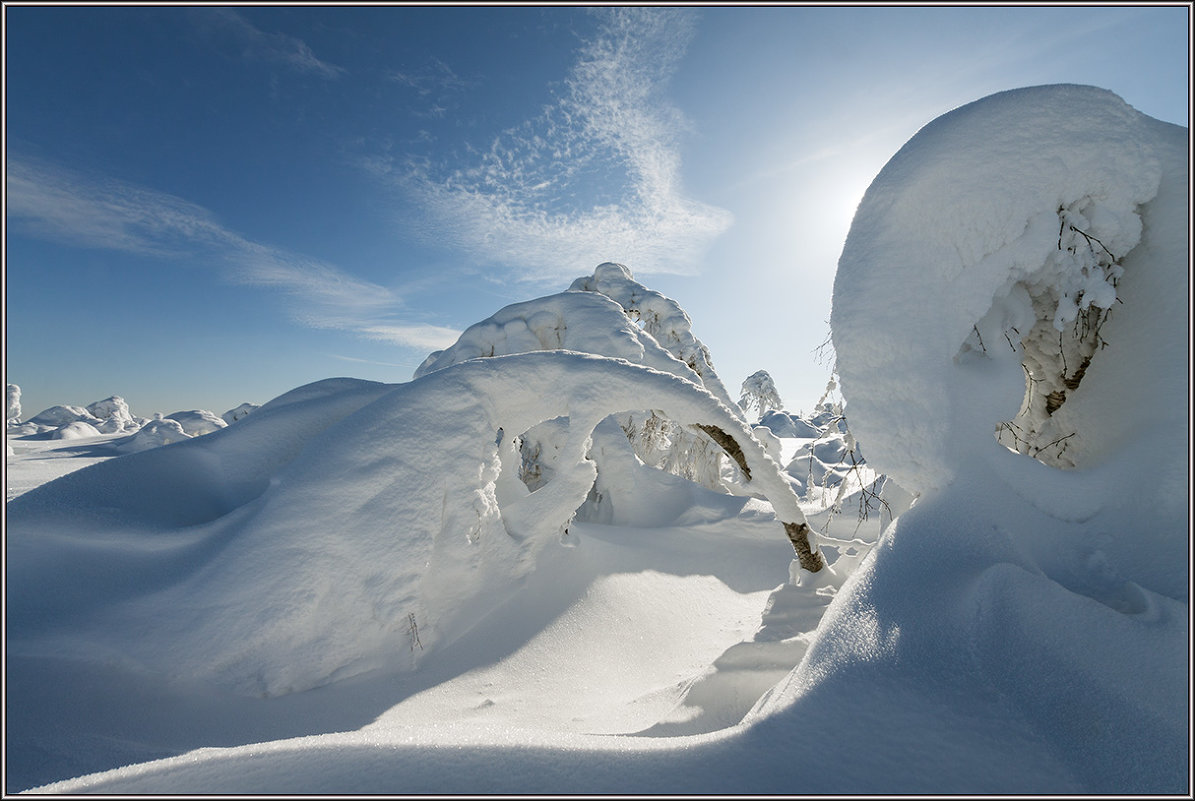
[5,85,1188,794]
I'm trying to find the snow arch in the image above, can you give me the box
[417,277,742,492]
[8,352,821,698]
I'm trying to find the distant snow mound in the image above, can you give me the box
[114,418,191,453]
[28,405,100,429]
[51,421,102,440]
[86,396,142,433]
[165,409,227,437]
[755,410,820,439]
[222,403,260,425]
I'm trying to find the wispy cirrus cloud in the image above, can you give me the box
[392,7,732,281]
[5,156,456,351]
[358,324,462,351]
[190,7,346,79]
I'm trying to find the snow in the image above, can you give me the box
[86,395,142,433]
[738,369,782,418]
[111,417,192,453]
[221,402,259,425]
[7,383,21,423]
[164,408,228,436]
[49,420,102,440]
[5,85,1188,795]
[25,404,100,429]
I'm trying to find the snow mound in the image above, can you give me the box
[755,410,820,439]
[51,421,102,440]
[8,354,815,698]
[832,84,1176,492]
[569,262,738,411]
[27,404,100,429]
[222,402,259,425]
[416,271,751,494]
[113,418,192,453]
[86,395,142,433]
[784,83,1190,791]
[165,409,228,436]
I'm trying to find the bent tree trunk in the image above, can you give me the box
[694,422,826,573]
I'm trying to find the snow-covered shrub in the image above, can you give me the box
[739,370,783,419]
[568,263,739,409]
[7,383,21,424]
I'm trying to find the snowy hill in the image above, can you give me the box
[5,85,1188,794]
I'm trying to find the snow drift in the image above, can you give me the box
[7,352,818,699]
[808,83,1188,790]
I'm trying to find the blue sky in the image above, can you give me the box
[4,5,1190,420]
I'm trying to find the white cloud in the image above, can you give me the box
[191,8,346,79]
[4,156,447,349]
[399,7,732,281]
[358,324,462,351]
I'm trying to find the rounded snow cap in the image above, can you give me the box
[593,262,634,281]
[831,84,1177,493]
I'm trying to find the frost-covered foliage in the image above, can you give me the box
[418,264,743,493]
[222,402,259,425]
[738,370,782,419]
[7,383,21,424]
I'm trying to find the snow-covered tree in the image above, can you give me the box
[7,383,21,425]
[86,396,142,434]
[418,263,748,493]
[738,370,782,419]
